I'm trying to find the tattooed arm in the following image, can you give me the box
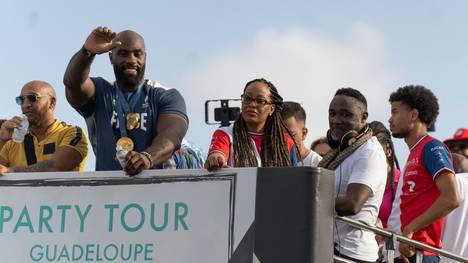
[5,160,54,173]
[0,146,84,175]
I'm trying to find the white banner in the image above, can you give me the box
[0,172,238,262]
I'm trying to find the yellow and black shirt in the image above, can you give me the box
[0,120,88,171]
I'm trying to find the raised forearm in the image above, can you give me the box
[63,49,95,107]
[64,49,94,88]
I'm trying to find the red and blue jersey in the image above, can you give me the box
[400,135,454,255]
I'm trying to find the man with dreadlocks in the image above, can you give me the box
[204,78,298,171]
[318,88,387,263]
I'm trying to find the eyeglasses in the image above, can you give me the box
[15,94,44,105]
[241,94,271,106]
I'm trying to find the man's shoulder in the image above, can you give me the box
[341,137,387,173]
[55,120,83,130]
[214,126,233,139]
[352,137,385,157]
[303,150,322,166]
[145,79,185,98]
[421,137,447,153]
[87,77,114,102]
[146,79,165,89]
[420,136,451,165]
[52,121,87,139]
[90,77,112,87]
[145,79,171,93]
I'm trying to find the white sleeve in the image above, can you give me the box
[310,151,322,167]
[347,147,387,195]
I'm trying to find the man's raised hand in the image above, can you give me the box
[83,27,122,55]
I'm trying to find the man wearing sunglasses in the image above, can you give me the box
[0,81,88,174]
[64,27,188,175]
[444,128,468,159]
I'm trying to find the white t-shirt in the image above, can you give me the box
[300,150,322,167]
[441,173,468,263]
[334,136,387,262]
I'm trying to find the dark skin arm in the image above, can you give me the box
[204,152,229,172]
[335,183,372,216]
[63,27,121,108]
[124,114,188,176]
[0,146,84,175]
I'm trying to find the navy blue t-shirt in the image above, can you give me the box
[76,77,188,171]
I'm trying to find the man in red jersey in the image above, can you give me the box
[388,85,459,263]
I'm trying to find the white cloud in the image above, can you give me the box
[180,23,400,151]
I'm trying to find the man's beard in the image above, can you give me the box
[391,132,405,138]
[114,64,146,88]
[391,128,408,139]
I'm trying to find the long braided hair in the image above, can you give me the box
[232,78,297,167]
[368,121,400,200]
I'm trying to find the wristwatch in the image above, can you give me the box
[81,45,94,57]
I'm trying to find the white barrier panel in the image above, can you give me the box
[0,167,334,263]
[0,169,248,262]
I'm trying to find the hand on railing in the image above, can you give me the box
[335,216,468,263]
[398,228,416,262]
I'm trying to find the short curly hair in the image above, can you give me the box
[389,85,439,131]
[335,87,367,110]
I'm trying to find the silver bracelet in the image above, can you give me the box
[140,151,153,168]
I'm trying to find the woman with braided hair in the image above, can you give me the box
[369,121,401,261]
[369,121,401,229]
[204,78,298,171]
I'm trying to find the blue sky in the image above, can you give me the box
[1,1,467,170]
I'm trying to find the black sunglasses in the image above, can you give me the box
[447,140,468,150]
[15,94,43,105]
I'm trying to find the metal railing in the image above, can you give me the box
[334,216,468,263]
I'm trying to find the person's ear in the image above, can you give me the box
[269,104,276,116]
[109,52,114,65]
[362,111,369,124]
[410,108,419,122]
[302,127,308,141]
[49,97,56,110]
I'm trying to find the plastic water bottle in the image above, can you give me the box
[116,147,128,168]
[12,114,29,143]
